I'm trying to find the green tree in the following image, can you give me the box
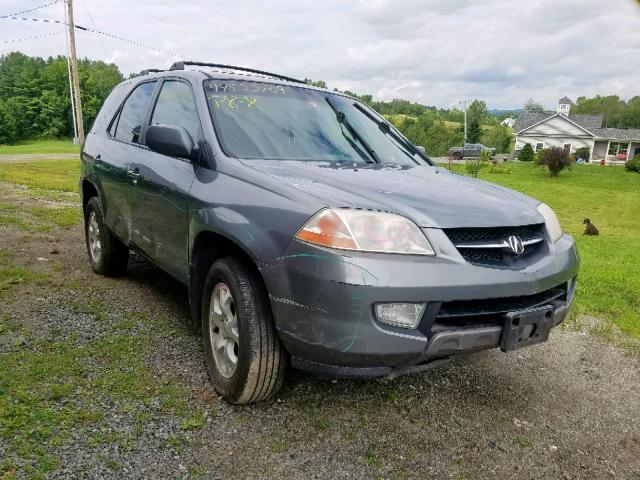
[575,146,591,161]
[0,52,123,144]
[467,119,482,143]
[305,78,327,89]
[523,98,546,113]
[467,99,489,124]
[519,143,534,162]
[572,95,626,127]
[0,99,17,143]
[481,124,513,154]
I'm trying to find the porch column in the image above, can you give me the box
[606,140,610,163]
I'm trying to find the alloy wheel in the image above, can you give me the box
[208,282,239,378]
[87,211,102,264]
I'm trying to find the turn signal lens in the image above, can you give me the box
[295,209,358,250]
[295,208,435,255]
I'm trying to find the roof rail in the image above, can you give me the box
[139,69,165,76]
[169,61,307,85]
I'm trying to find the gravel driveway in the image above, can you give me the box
[1,182,639,479]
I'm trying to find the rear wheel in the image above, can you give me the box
[202,257,286,404]
[453,151,463,160]
[84,197,129,276]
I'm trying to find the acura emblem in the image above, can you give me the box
[507,235,525,255]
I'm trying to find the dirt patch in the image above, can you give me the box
[1,194,639,479]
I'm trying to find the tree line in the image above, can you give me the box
[0,52,123,144]
[308,79,512,156]
[1,52,638,155]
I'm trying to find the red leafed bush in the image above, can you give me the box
[536,146,574,176]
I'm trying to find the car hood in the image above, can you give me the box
[240,161,543,228]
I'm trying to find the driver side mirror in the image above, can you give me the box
[415,145,427,156]
[146,124,197,160]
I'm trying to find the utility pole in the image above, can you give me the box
[65,0,84,145]
[459,100,468,144]
[63,4,77,141]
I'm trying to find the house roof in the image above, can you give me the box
[514,112,603,133]
[514,112,553,131]
[558,96,572,105]
[593,128,640,141]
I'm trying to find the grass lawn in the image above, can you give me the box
[457,162,640,338]
[0,159,80,192]
[0,139,80,155]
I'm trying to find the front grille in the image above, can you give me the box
[423,285,568,335]
[443,224,546,267]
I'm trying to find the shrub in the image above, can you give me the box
[575,146,591,161]
[519,143,534,162]
[536,146,574,176]
[465,149,491,177]
[625,155,640,173]
[465,159,485,177]
[479,149,493,162]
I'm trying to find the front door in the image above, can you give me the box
[100,80,158,242]
[128,79,202,282]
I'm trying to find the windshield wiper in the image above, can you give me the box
[352,103,431,164]
[325,97,379,163]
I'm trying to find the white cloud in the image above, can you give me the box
[1,0,639,108]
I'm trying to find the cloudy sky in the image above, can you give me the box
[2,0,640,109]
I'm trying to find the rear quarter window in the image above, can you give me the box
[113,81,157,144]
[90,82,130,135]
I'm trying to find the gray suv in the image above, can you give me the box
[80,62,579,404]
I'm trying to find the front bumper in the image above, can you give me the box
[260,233,579,377]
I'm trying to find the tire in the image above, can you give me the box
[84,196,129,276]
[202,257,286,404]
[453,152,463,160]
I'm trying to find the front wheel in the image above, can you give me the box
[202,257,287,404]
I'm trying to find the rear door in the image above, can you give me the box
[99,80,158,242]
[128,78,202,282]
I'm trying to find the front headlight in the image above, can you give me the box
[537,203,563,242]
[295,208,435,255]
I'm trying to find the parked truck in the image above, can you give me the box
[448,143,496,160]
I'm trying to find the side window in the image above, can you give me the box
[150,80,200,141]
[114,81,157,143]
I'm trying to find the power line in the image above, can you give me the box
[77,28,184,58]
[0,30,64,45]
[0,1,59,19]
[1,15,67,27]
[1,15,185,58]
[79,0,108,59]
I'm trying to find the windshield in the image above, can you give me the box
[204,79,428,165]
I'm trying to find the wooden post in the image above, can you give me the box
[66,0,84,145]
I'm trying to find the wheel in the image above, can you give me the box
[84,196,129,276]
[202,257,286,404]
[453,152,463,160]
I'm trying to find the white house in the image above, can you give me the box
[514,97,640,163]
[501,117,515,128]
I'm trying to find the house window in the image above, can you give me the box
[608,142,620,155]
[535,142,544,152]
[563,143,571,153]
[619,143,629,156]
